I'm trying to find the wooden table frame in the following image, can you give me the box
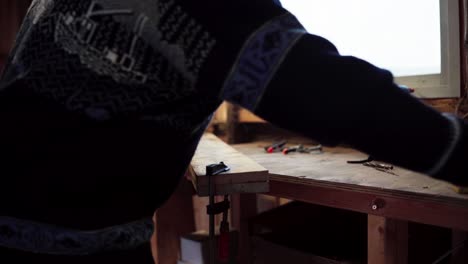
[228,178,468,264]
[156,134,468,264]
[230,142,468,264]
[266,179,468,263]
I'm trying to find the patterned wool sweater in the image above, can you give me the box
[0,0,305,229]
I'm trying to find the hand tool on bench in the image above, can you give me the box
[282,144,323,155]
[264,140,287,153]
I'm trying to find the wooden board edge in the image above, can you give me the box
[196,181,270,197]
[195,170,269,186]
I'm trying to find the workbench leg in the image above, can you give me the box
[231,193,258,264]
[152,180,196,264]
[451,229,468,264]
[368,215,408,264]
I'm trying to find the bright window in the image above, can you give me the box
[281,0,461,98]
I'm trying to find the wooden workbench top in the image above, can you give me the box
[190,134,269,196]
[191,134,468,231]
[232,142,468,206]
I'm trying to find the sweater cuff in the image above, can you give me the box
[426,113,463,180]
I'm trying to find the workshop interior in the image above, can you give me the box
[2,0,468,264]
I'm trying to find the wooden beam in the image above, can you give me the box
[152,180,196,264]
[190,133,269,196]
[268,180,468,232]
[368,215,408,264]
[231,143,468,231]
[231,193,257,264]
[226,103,240,144]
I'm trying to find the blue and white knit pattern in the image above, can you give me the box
[0,216,153,255]
[221,13,307,111]
[5,0,217,125]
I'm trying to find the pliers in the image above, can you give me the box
[282,144,323,155]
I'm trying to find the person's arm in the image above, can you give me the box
[220,16,467,185]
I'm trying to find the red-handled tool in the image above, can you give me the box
[264,140,287,153]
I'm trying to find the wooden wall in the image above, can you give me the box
[0,0,31,71]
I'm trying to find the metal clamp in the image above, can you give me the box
[206,162,231,264]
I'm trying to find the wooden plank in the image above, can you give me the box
[229,142,468,229]
[368,215,408,264]
[423,99,458,113]
[153,180,196,264]
[194,182,269,197]
[190,133,269,196]
[212,103,265,123]
[233,142,468,205]
[268,180,468,232]
[239,108,265,123]
[231,142,468,231]
[231,193,257,264]
[226,103,241,144]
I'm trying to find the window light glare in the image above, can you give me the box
[281,0,441,77]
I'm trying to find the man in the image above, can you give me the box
[0,0,466,262]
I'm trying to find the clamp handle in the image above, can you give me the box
[206,162,230,176]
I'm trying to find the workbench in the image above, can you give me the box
[188,133,468,264]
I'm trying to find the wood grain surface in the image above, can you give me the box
[233,142,468,205]
[190,134,269,196]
